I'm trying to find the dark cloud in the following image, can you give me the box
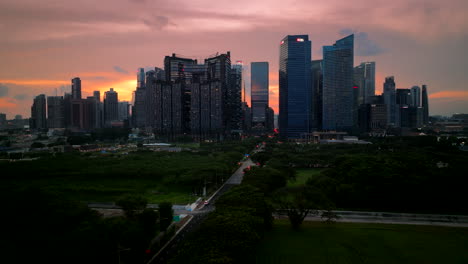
[142,15,171,30]
[0,84,9,97]
[13,94,28,101]
[340,28,386,56]
[113,66,128,74]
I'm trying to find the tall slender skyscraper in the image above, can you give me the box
[322,34,354,131]
[31,94,47,129]
[104,88,119,125]
[251,62,269,127]
[354,62,375,104]
[421,85,429,124]
[71,77,81,99]
[383,76,396,126]
[279,35,312,139]
[229,62,243,131]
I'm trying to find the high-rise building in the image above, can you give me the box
[354,62,375,105]
[0,113,6,126]
[47,96,64,128]
[410,86,421,107]
[205,52,231,137]
[104,88,119,125]
[93,91,101,102]
[383,76,396,126]
[137,68,145,89]
[396,88,412,106]
[395,88,411,127]
[358,95,387,133]
[30,94,47,129]
[63,93,72,128]
[251,62,269,128]
[241,102,252,132]
[322,34,354,131]
[92,91,103,128]
[311,60,323,130]
[266,107,275,131]
[279,35,312,138]
[422,85,429,125]
[229,63,243,131]
[71,77,81,100]
[118,101,130,121]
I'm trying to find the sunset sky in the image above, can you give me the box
[0,0,467,119]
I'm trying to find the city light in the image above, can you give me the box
[296,38,304,42]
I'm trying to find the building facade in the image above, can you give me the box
[30,94,47,129]
[383,76,396,126]
[104,88,119,125]
[279,35,312,139]
[251,62,269,128]
[47,96,64,128]
[322,34,354,131]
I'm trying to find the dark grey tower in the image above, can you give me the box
[31,94,47,129]
[421,85,429,125]
[104,88,119,125]
[71,77,81,100]
[383,76,396,126]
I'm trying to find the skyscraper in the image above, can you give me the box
[410,85,421,107]
[383,76,396,126]
[31,94,47,129]
[279,35,312,139]
[251,62,269,128]
[311,60,323,130]
[229,62,243,131]
[72,77,81,99]
[47,96,64,128]
[354,62,376,105]
[0,113,6,126]
[422,85,429,124]
[137,68,145,89]
[104,88,119,125]
[322,34,354,131]
[118,102,130,121]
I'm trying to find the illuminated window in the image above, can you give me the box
[296,38,304,42]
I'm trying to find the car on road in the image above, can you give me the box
[204,200,209,205]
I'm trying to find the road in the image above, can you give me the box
[275,210,468,227]
[146,155,257,264]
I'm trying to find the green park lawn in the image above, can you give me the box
[255,220,468,264]
[288,168,323,187]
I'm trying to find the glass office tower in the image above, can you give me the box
[322,34,354,131]
[251,62,269,126]
[279,35,312,139]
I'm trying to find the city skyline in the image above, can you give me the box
[1,0,468,118]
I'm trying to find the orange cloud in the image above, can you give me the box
[0,98,17,109]
[429,91,468,99]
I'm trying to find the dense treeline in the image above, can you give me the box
[1,189,161,264]
[1,139,260,202]
[254,136,468,214]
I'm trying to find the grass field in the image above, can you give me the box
[288,168,323,187]
[255,220,468,264]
